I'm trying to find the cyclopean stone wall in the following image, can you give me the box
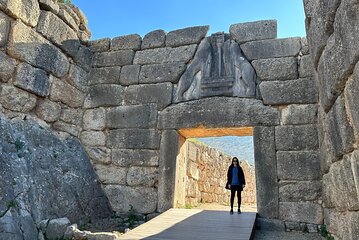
[175,139,256,207]
[304,0,359,238]
[0,0,323,233]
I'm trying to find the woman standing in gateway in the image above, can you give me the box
[226,157,246,214]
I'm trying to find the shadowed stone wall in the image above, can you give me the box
[0,0,324,234]
[304,0,359,238]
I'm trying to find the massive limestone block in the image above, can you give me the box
[85,146,111,165]
[84,85,124,108]
[50,76,84,108]
[229,20,277,44]
[0,0,40,27]
[279,202,323,224]
[119,65,140,86]
[165,25,209,47]
[251,57,298,81]
[93,50,134,67]
[112,149,159,167]
[133,45,197,65]
[0,51,16,82]
[83,108,106,130]
[253,126,278,219]
[345,62,359,136]
[139,62,186,84]
[107,129,160,149]
[89,38,110,52]
[299,54,314,78]
[111,34,141,51]
[240,37,301,60]
[277,151,321,180]
[88,66,121,85]
[281,104,317,125]
[127,167,158,187]
[37,11,78,53]
[68,64,89,92]
[14,63,50,97]
[36,99,61,123]
[0,11,10,46]
[104,185,157,214]
[60,107,83,125]
[279,181,322,202]
[80,131,106,146]
[107,104,157,129]
[275,125,318,151]
[141,29,166,49]
[124,83,172,109]
[260,78,318,105]
[58,8,78,31]
[322,152,359,211]
[0,85,37,112]
[158,97,279,129]
[53,121,81,136]
[94,164,127,185]
[38,0,60,14]
[174,33,257,101]
[7,21,69,78]
[0,116,112,240]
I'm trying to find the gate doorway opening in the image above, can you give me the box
[173,127,257,212]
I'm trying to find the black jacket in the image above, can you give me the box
[227,165,245,186]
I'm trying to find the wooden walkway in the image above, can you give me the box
[119,208,257,240]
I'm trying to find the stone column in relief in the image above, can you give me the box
[157,130,181,212]
[254,126,279,218]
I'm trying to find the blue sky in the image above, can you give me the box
[73,0,306,40]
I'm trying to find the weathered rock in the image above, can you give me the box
[80,131,106,146]
[89,38,110,52]
[0,85,37,112]
[88,66,121,85]
[240,37,301,60]
[84,146,111,164]
[158,130,179,212]
[38,0,59,14]
[14,63,50,97]
[83,108,106,130]
[107,104,157,129]
[36,99,61,122]
[94,164,127,185]
[0,0,40,27]
[7,21,69,78]
[111,149,159,167]
[260,78,318,105]
[254,127,278,219]
[60,4,80,26]
[252,57,298,81]
[158,98,279,129]
[230,20,277,44]
[279,180,322,202]
[139,62,186,84]
[72,45,93,72]
[50,76,85,108]
[275,125,318,151]
[37,11,78,53]
[84,85,124,108]
[0,51,16,82]
[59,108,82,126]
[67,64,88,92]
[127,167,158,187]
[141,29,166,49]
[299,54,314,78]
[281,104,318,125]
[111,34,141,51]
[300,37,309,55]
[165,26,208,47]
[107,129,160,149]
[93,50,134,67]
[119,65,140,86]
[52,121,80,136]
[133,45,197,65]
[104,185,157,213]
[345,62,359,136]
[279,202,323,224]
[57,8,78,31]
[0,116,112,240]
[277,151,320,180]
[124,83,172,109]
[45,218,71,240]
[0,11,10,46]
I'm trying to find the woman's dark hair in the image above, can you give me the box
[232,157,239,162]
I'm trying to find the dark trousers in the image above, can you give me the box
[230,185,242,209]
